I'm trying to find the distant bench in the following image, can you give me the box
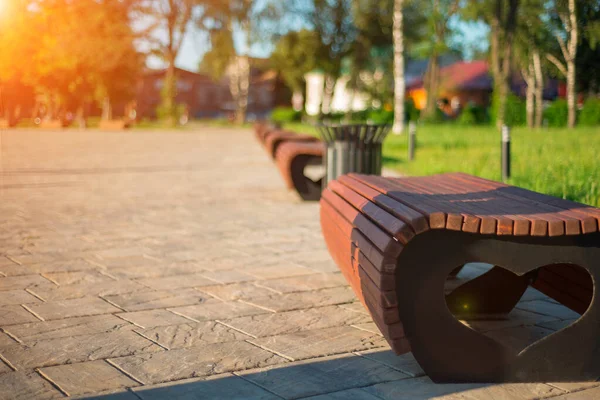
[320,172,599,383]
[254,123,324,201]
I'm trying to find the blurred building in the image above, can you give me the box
[136,66,290,120]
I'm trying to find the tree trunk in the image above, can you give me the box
[164,60,177,126]
[101,97,112,121]
[533,50,544,128]
[393,0,405,134]
[566,60,576,128]
[236,55,250,125]
[321,75,336,116]
[76,104,87,129]
[424,54,439,119]
[524,64,535,129]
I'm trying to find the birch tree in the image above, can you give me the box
[546,0,578,128]
[392,0,405,134]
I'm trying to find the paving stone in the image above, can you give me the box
[548,382,600,393]
[243,287,356,312]
[110,340,288,385]
[136,274,216,290]
[547,386,600,399]
[0,370,63,399]
[0,275,55,292]
[441,383,564,399]
[25,259,99,274]
[4,314,135,343]
[223,306,371,338]
[107,263,205,279]
[339,302,370,315]
[516,300,581,320]
[519,287,551,302]
[0,289,42,305]
[198,282,278,301]
[77,389,140,399]
[118,309,192,329]
[357,349,425,377]
[485,325,556,353]
[1,330,163,369]
[40,360,139,396]
[0,360,11,375]
[363,376,487,400]
[238,353,409,399]
[0,263,36,276]
[243,264,316,280]
[0,304,40,326]
[461,309,561,333]
[25,296,121,320]
[302,388,382,400]
[30,279,148,301]
[104,289,209,311]
[170,300,270,322]
[136,321,251,349]
[43,270,115,286]
[351,323,383,336]
[132,372,281,400]
[93,253,159,266]
[250,326,387,361]
[537,319,578,331]
[199,269,257,284]
[0,331,18,347]
[255,273,347,294]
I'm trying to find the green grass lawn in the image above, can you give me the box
[284,122,600,207]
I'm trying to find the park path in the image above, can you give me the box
[0,127,597,399]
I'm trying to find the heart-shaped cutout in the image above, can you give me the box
[445,263,592,355]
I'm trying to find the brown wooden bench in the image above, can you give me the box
[264,130,318,159]
[320,172,600,383]
[274,141,324,201]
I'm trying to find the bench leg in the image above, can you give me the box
[290,155,323,201]
[395,230,600,383]
[446,266,533,316]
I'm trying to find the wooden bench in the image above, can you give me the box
[274,141,324,201]
[320,172,600,383]
[264,130,318,158]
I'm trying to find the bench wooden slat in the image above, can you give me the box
[328,180,415,244]
[425,174,532,235]
[447,173,571,236]
[322,189,403,258]
[350,174,447,229]
[451,173,598,235]
[338,175,430,234]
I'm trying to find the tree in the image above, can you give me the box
[392,0,405,134]
[421,0,460,120]
[546,0,578,128]
[201,0,280,124]
[515,0,546,128]
[270,30,319,101]
[139,0,196,125]
[464,0,520,130]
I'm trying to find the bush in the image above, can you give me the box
[490,93,526,127]
[367,108,394,124]
[579,98,600,126]
[544,99,569,127]
[271,107,302,123]
[457,104,489,125]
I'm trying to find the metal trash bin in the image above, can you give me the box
[318,124,391,188]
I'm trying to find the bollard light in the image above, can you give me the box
[408,121,417,161]
[501,125,511,182]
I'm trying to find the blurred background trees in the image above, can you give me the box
[0,0,598,128]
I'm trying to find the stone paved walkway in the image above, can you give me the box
[0,128,597,399]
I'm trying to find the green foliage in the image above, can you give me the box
[457,104,489,125]
[491,93,526,127]
[579,98,600,126]
[367,108,394,124]
[156,102,187,124]
[271,107,302,123]
[543,99,569,127]
[200,30,236,81]
[270,30,319,92]
[380,124,600,207]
